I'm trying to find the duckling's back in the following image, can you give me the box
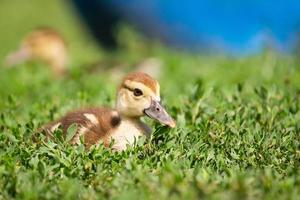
[40,107,121,148]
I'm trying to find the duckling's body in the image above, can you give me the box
[5,28,68,76]
[42,107,151,150]
[39,72,175,151]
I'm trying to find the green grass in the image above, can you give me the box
[0,1,300,199]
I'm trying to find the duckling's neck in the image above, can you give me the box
[119,114,152,136]
[108,113,151,151]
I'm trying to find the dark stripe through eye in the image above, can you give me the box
[123,84,143,96]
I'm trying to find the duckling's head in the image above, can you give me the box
[116,72,176,128]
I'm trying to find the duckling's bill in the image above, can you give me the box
[144,99,176,128]
[5,47,30,67]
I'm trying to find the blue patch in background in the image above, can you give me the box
[72,0,300,54]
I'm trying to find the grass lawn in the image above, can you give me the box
[0,0,299,199]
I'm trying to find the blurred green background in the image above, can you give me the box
[0,0,299,199]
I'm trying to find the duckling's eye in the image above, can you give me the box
[133,88,143,96]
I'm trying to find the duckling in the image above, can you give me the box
[5,27,68,76]
[39,72,176,151]
[135,57,162,79]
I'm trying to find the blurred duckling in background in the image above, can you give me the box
[40,72,176,151]
[134,57,162,79]
[88,57,162,82]
[5,27,68,76]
